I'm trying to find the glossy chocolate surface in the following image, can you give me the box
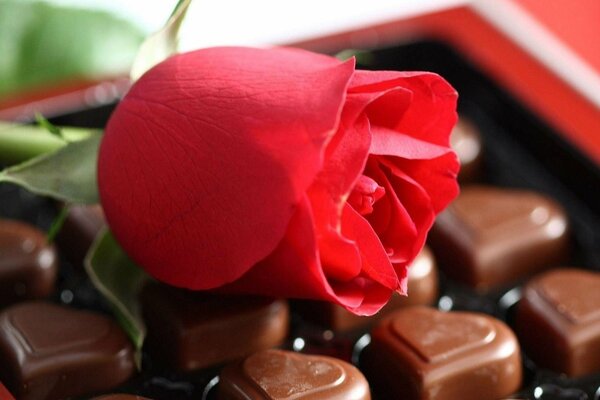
[429,186,570,291]
[451,117,483,182]
[141,282,289,371]
[0,302,135,400]
[0,219,57,307]
[55,204,105,267]
[294,246,438,332]
[218,349,370,399]
[361,306,522,400]
[516,268,600,377]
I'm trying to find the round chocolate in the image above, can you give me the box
[0,219,57,306]
[451,117,483,182]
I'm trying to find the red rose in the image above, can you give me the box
[98,47,459,315]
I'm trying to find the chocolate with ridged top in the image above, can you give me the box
[218,349,370,399]
[0,219,57,307]
[294,246,438,332]
[0,302,135,400]
[141,282,289,371]
[361,307,522,400]
[428,186,570,291]
[516,268,600,377]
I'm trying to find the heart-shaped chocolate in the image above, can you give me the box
[390,307,495,363]
[243,349,345,399]
[451,186,562,240]
[537,269,600,324]
[9,302,111,355]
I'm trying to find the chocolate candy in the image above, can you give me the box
[0,302,135,400]
[55,204,105,267]
[361,306,522,400]
[141,282,289,371]
[0,219,57,307]
[295,246,438,332]
[428,186,570,291]
[451,117,483,182]
[92,395,151,400]
[218,349,371,399]
[516,268,600,377]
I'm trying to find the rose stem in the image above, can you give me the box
[0,121,95,165]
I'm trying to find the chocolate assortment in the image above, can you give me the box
[1,40,599,399]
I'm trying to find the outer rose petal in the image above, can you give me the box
[98,47,355,289]
[350,70,458,147]
[220,196,393,316]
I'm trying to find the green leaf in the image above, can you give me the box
[334,49,375,66]
[85,229,150,368]
[0,121,98,165]
[0,1,144,98]
[130,0,192,81]
[0,132,101,203]
[35,112,62,138]
[46,203,71,243]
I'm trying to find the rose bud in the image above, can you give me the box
[98,47,459,315]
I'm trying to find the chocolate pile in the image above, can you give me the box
[1,40,600,399]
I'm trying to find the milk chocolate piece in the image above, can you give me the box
[451,117,483,182]
[295,246,438,332]
[0,219,58,306]
[218,349,370,400]
[429,186,570,290]
[0,302,135,400]
[516,268,600,377]
[361,307,522,400]
[55,204,105,266]
[141,282,289,371]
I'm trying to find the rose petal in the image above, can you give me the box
[306,113,371,281]
[379,157,437,267]
[220,196,393,315]
[98,47,355,289]
[341,203,399,291]
[364,158,417,264]
[383,153,460,213]
[369,125,453,159]
[350,70,458,147]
